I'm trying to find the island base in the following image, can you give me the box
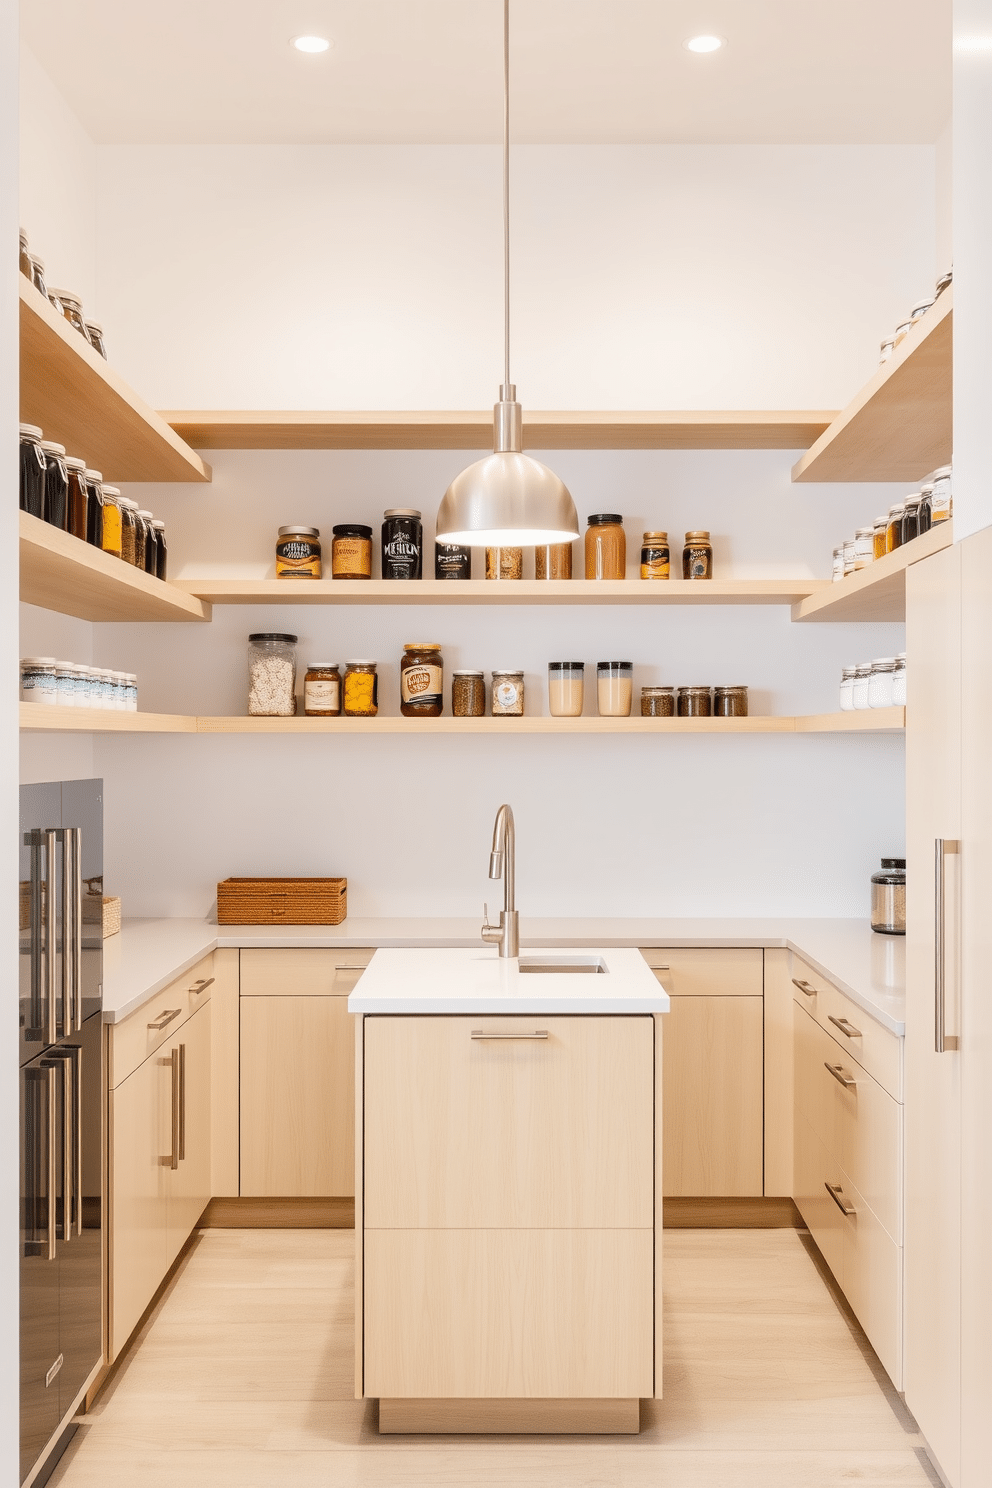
[377,1398,641,1435]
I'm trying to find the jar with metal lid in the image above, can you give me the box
[935,267,953,298]
[842,539,856,576]
[839,666,856,711]
[452,670,485,716]
[435,542,472,580]
[48,289,90,341]
[902,497,921,545]
[871,859,906,936]
[868,658,897,709]
[19,229,32,280]
[64,457,89,541]
[892,654,907,707]
[872,516,888,561]
[20,657,58,706]
[30,255,47,297]
[152,520,168,580]
[853,527,874,570]
[39,441,68,530]
[930,465,952,522]
[893,318,913,346]
[548,662,584,717]
[585,514,625,580]
[852,663,871,710]
[641,686,675,717]
[332,524,372,579]
[101,486,123,557]
[82,469,103,548]
[381,510,423,579]
[276,526,321,578]
[304,663,342,717]
[714,685,748,717]
[400,643,444,717]
[534,543,572,580]
[126,674,138,713]
[682,530,713,580]
[137,510,156,571]
[54,663,74,708]
[19,425,45,519]
[640,531,670,580]
[832,546,845,582]
[597,662,633,717]
[491,670,524,716]
[878,337,895,365]
[248,633,298,716]
[486,546,523,580]
[886,503,905,553]
[918,483,933,533]
[85,321,107,359]
[344,661,378,717]
[119,500,140,565]
[677,686,712,718]
[910,297,934,322]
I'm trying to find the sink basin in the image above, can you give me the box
[517,956,607,975]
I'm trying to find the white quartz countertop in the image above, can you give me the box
[101,916,905,1033]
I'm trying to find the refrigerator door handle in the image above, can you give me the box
[44,829,57,1046]
[70,828,82,1034]
[60,829,72,1039]
[60,1055,72,1243]
[44,1063,56,1261]
[26,830,44,1038]
[71,1043,83,1236]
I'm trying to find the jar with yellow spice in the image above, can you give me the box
[344,661,378,717]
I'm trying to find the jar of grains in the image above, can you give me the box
[548,662,584,717]
[491,670,524,716]
[248,633,298,716]
[40,442,68,530]
[101,487,123,557]
[19,425,45,519]
[641,686,675,717]
[276,526,321,578]
[534,543,572,579]
[872,517,888,561]
[886,504,905,553]
[486,546,523,580]
[640,531,670,580]
[585,514,625,580]
[682,531,713,580]
[452,670,485,716]
[118,499,140,564]
[597,662,633,717]
[677,686,712,717]
[304,663,341,717]
[714,685,748,717]
[344,661,378,717]
[332,524,372,579]
[930,465,952,523]
[854,527,874,570]
[152,520,168,579]
[400,643,444,717]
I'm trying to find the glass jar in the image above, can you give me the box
[137,510,156,571]
[640,531,670,580]
[126,674,138,713]
[682,530,713,580]
[871,859,906,936]
[585,514,625,580]
[119,498,140,565]
[276,525,321,578]
[30,255,48,297]
[930,465,952,523]
[548,662,584,717]
[64,457,89,541]
[96,669,114,710]
[332,524,372,579]
[381,509,423,579]
[911,297,934,323]
[101,486,123,558]
[248,633,298,717]
[839,666,856,711]
[935,268,953,298]
[491,670,524,716]
[85,321,107,359]
[878,337,895,365]
[20,657,58,706]
[886,504,905,553]
[84,470,104,549]
[902,497,921,545]
[842,539,856,576]
[918,483,933,533]
[893,319,913,346]
[486,546,523,580]
[832,546,845,582]
[853,527,874,570]
[48,289,89,341]
[435,542,472,580]
[69,665,89,708]
[714,685,748,717]
[112,671,128,712]
[892,654,907,707]
[852,663,872,711]
[535,543,572,580]
[40,441,68,529]
[304,663,342,717]
[597,662,633,718]
[401,643,444,717]
[452,670,485,717]
[677,686,712,718]
[868,658,897,709]
[872,517,888,561]
[53,663,73,708]
[19,425,45,519]
[344,661,378,717]
[641,686,675,717]
[152,521,168,580]
[19,229,32,280]
[131,511,148,571]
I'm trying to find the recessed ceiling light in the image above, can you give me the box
[292,35,331,54]
[684,34,725,53]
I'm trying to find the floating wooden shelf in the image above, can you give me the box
[792,288,952,484]
[793,522,952,623]
[164,409,836,453]
[19,512,212,624]
[175,576,829,608]
[19,279,211,484]
[19,704,197,733]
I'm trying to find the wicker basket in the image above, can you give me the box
[83,894,121,937]
[217,877,347,926]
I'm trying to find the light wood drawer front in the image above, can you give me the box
[364,1229,653,1400]
[240,946,374,996]
[839,1166,903,1391]
[791,955,901,1101]
[641,947,763,996]
[109,953,214,1089]
[793,1108,845,1283]
[663,995,764,1197]
[364,1016,654,1229]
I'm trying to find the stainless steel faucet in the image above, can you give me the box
[481,803,519,957]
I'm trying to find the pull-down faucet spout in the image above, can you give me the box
[481,804,519,958]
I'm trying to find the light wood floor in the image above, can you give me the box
[51,1228,937,1487]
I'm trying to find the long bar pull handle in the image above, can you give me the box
[71,1044,83,1236]
[471,1030,549,1041]
[148,1007,182,1031]
[824,1061,857,1089]
[935,838,960,1053]
[60,1055,72,1243]
[792,978,817,998]
[165,1050,180,1171]
[70,828,82,1033]
[178,1043,187,1162]
[828,1014,863,1040]
[27,831,44,1038]
[45,1064,57,1261]
[824,1181,856,1217]
[44,829,57,1046]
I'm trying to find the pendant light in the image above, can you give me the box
[435,0,579,547]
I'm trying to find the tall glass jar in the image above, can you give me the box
[65,457,89,541]
[872,517,888,560]
[30,255,48,297]
[901,497,921,545]
[535,543,572,580]
[930,465,952,523]
[486,546,523,580]
[119,498,140,565]
[248,633,298,716]
[853,527,874,570]
[381,510,423,579]
[19,425,45,518]
[40,441,69,529]
[344,661,378,717]
[101,486,123,558]
[886,503,905,553]
[85,321,107,359]
[682,530,713,580]
[597,662,633,717]
[136,510,156,571]
[918,483,933,533]
[85,469,104,548]
[832,546,845,582]
[548,662,584,717]
[585,514,625,579]
[152,520,168,580]
[19,229,32,280]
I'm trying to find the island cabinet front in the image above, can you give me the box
[359,1013,659,1431]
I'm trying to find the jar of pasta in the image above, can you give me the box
[248,633,298,716]
[486,546,523,580]
[344,661,378,717]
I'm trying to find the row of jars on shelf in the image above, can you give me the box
[20,658,138,712]
[19,228,108,358]
[832,466,951,580]
[19,424,169,579]
[877,266,951,366]
[839,656,906,712]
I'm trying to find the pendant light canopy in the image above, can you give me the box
[435,1,579,548]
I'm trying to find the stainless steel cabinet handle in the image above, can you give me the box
[935,838,960,1053]
[44,829,57,1045]
[164,1049,180,1170]
[148,1007,182,1031]
[178,1043,187,1162]
[71,1044,83,1236]
[189,977,214,995]
[45,1064,56,1260]
[824,1181,856,1217]
[828,1014,862,1039]
[334,966,367,973]
[792,978,817,998]
[70,828,82,1033]
[60,1056,72,1243]
[471,1030,549,1040]
[27,830,44,1038]
[824,1061,857,1089]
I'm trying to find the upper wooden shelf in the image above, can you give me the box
[792,288,952,484]
[19,279,211,484]
[793,521,951,623]
[163,409,836,453]
[20,512,211,624]
[175,577,828,608]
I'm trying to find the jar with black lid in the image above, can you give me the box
[39,441,69,530]
[871,858,906,936]
[585,514,625,580]
[152,520,168,580]
[435,542,471,580]
[65,456,89,541]
[276,526,321,578]
[332,524,372,579]
[682,531,713,580]
[382,509,423,579]
[84,469,104,548]
[677,686,712,717]
[401,643,444,716]
[19,425,45,519]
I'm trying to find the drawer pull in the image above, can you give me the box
[824,1181,856,1217]
[335,966,367,973]
[148,1007,182,1031]
[190,977,214,995]
[471,1030,549,1041]
[828,1014,862,1039]
[792,978,817,998]
[824,1061,857,1090]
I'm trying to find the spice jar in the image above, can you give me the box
[918,483,933,533]
[136,510,156,571]
[486,546,523,580]
[831,546,845,582]
[101,486,123,558]
[331,524,372,579]
[30,255,48,297]
[935,268,953,298]
[248,633,298,716]
[886,504,905,553]
[911,297,934,322]
[118,499,140,565]
[682,531,713,580]
[641,686,675,717]
[878,338,896,365]
[491,670,524,716]
[892,654,907,706]
[677,686,712,718]
[872,517,888,561]
[839,666,856,711]
[842,539,856,576]
[84,470,104,549]
[868,658,897,709]
[65,457,89,541]
[400,643,444,717]
[585,514,625,580]
[871,859,906,936]
[714,685,748,717]
[19,229,32,281]
[930,465,952,523]
[39,442,68,530]
[854,527,874,570]
[640,532,670,580]
[20,658,58,706]
[548,662,584,717]
[893,319,913,346]
[48,289,89,341]
[84,321,107,359]
[276,525,321,578]
[852,663,871,710]
[597,662,633,718]
[382,510,423,579]
[304,663,342,717]
[19,425,45,519]
[152,520,168,580]
[535,543,572,579]
[452,670,485,716]
[902,497,921,545]
[435,542,472,580]
[344,661,378,717]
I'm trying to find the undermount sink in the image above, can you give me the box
[516,956,608,975]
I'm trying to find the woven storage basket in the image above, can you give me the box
[83,894,121,937]
[217,877,347,926]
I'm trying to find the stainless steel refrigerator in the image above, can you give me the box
[19,780,104,1486]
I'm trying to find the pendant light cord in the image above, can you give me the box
[503,0,511,393]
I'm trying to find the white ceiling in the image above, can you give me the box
[22,0,950,146]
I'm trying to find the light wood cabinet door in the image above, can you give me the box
[240,995,354,1197]
[109,1047,171,1360]
[166,1001,212,1263]
[662,996,763,1197]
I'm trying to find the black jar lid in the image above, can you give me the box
[549,661,585,671]
[249,633,298,644]
[880,857,906,869]
[332,523,372,538]
[597,660,633,671]
[587,513,623,526]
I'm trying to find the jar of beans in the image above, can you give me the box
[248,633,298,716]
[452,670,485,716]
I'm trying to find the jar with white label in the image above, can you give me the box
[20,657,58,706]
[868,657,896,709]
[491,670,524,717]
[892,654,907,707]
[930,465,952,523]
[400,644,443,717]
[854,527,874,570]
[852,663,872,711]
[839,667,856,711]
[304,663,341,717]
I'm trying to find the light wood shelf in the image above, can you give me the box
[174,576,829,608]
[20,512,212,624]
[793,522,952,623]
[19,279,211,484]
[163,409,837,453]
[792,288,952,484]
[19,704,197,733]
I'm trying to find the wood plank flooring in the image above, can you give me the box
[50,1228,937,1487]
